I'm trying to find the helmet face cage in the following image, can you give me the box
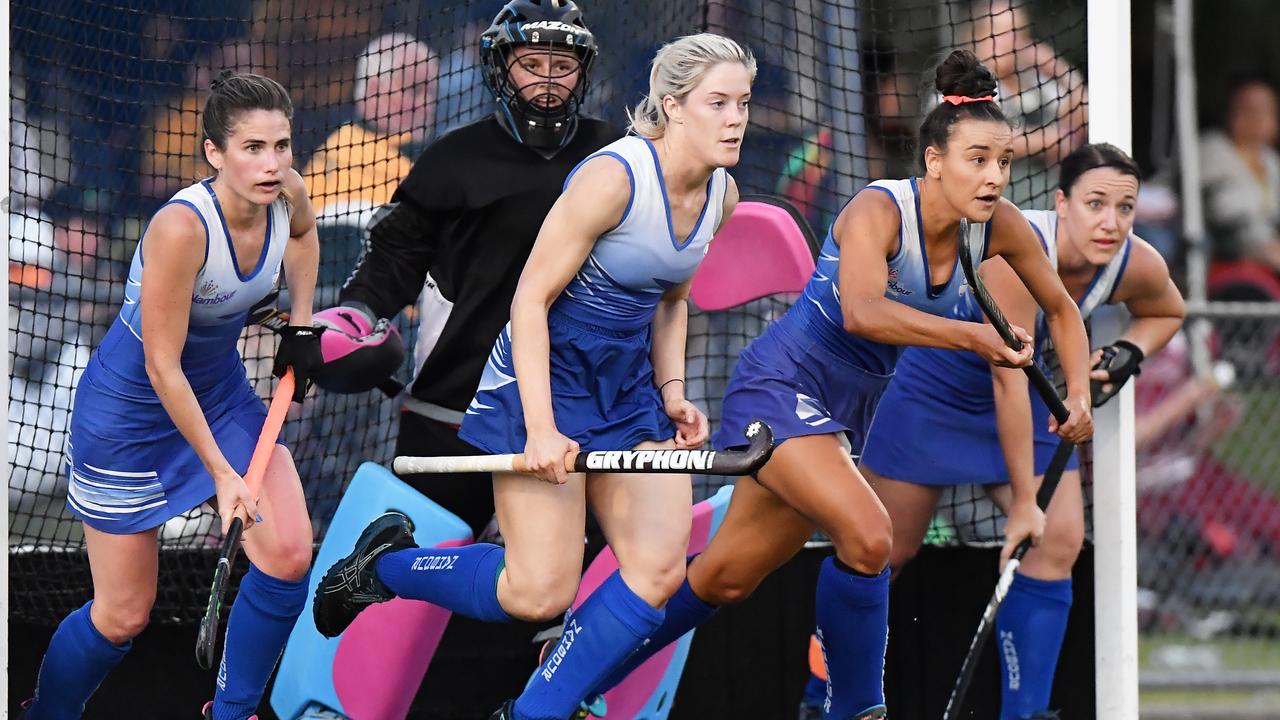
[481,1,598,151]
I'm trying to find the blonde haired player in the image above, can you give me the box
[314,34,757,720]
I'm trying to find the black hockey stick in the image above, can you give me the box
[195,371,294,669]
[394,420,775,476]
[941,438,1075,720]
[943,220,1079,719]
[955,219,1069,424]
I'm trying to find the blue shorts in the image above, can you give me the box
[459,312,676,455]
[713,319,892,453]
[65,361,268,534]
[860,346,1079,485]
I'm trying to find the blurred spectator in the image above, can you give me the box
[1200,74,1280,274]
[966,0,1089,207]
[432,17,492,134]
[301,33,439,219]
[10,53,72,214]
[138,42,277,201]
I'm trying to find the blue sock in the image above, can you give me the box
[814,557,889,718]
[26,601,131,720]
[375,542,511,622]
[590,573,718,695]
[802,670,827,708]
[995,573,1073,720]
[514,571,664,720]
[213,565,309,720]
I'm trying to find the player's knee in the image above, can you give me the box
[274,541,313,582]
[1035,519,1085,574]
[94,597,153,643]
[830,512,892,574]
[502,574,577,622]
[620,557,686,607]
[690,558,762,606]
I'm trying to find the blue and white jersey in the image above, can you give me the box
[551,135,729,332]
[1024,209,1131,324]
[788,177,990,374]
[907,208,1133,400]
[91,179,291,395]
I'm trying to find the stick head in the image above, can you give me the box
[732,420,775,475]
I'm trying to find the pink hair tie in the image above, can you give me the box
[942,94,996,105]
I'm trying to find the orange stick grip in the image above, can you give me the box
[243,369,294,496]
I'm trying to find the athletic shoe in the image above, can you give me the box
[202,700,259,719]
[489,700,517,720]
[312,511,417,638]
[853,705,888,720]
[797,703,823,720]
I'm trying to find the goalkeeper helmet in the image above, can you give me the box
[481,0,597,155]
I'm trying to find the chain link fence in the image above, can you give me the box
[1137,302,1280,715]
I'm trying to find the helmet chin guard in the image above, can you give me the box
[481,0,597,155]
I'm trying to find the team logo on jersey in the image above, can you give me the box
[885,268,912,297]
[192,279,236,305]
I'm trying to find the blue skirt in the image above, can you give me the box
[65,358,268,534]
[713,318,892,454]
[459,312,676,455]
[859,346,1079,485]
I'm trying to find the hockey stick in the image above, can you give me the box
[195,370,294,670]
[943,220,1078,719]
[247,305,405,398]
[394,420,774,476]
[941,438,1074,720]
[955,219,1069,425]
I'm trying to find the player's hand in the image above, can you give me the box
[667,399,709,449]
[661,380,708,448]
[212,468,259,535]
[523,427,578,485]
[1000,499,1045,571]
[273,326,323,402]
[1050,392,1093,444]
[970,323,1034,368]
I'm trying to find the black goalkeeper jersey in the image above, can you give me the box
[341,115,624,419]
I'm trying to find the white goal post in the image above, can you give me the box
[1087,0,1140,716]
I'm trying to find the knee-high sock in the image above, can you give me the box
[212,565,309,720]
[995,573,1072,720]
[590,573,718,696]
[814,558,889,718]
[375,543,511,622]
[802,671,828,709]
[25,601,131,720]
[514,571,664,720]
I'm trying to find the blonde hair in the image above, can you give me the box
[627,33,757,139]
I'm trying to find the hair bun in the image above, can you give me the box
[209,68,236,92]
[934,49,998,99]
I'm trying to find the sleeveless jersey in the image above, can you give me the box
[90,179,291,396]
[788,177,991,374]
[908,208,1133,398]
[551,135,728,332]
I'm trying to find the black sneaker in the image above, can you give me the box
[489,700,516,720]
[313,511,417,638]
